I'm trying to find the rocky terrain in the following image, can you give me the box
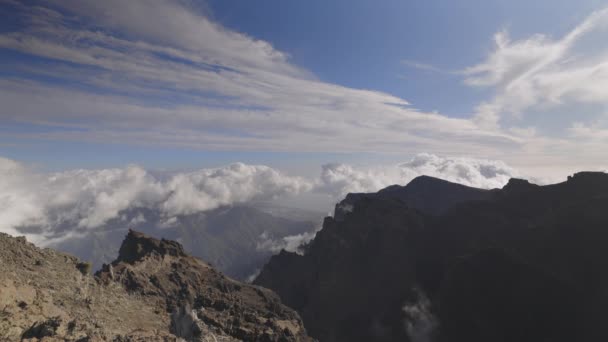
[0,232,172,341]
[256,172,608,342]
[0,230,311,341]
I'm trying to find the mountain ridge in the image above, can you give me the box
[256,172,608,342]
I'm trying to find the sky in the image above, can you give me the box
[2,0,608,243]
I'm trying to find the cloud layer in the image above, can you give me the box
[0,153,528,245]
[0,157,310,244]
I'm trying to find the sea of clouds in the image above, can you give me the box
[0,153,528,245]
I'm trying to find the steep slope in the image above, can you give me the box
[97,230,312,341]
[256,172,608,342]
[0,232,172,341]
[54,205,320,280]
[257,196,427,342]
[0,230,312,341]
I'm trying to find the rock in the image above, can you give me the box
[170,305,205,340]
[1,230,312,341]
[97,230,312,341]
[22,317,63,339]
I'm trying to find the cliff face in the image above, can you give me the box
[256,196,429,342]
[256,172,608,342]
[0,230,312,341]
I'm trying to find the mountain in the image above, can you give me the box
[54,205,322,280]
[333,175,493,220]
[0,230,312,341]
[255,173,608,342]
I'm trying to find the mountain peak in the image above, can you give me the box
[502,178,538,192]
[97,230,312,341]
[407,174,452,185]
[334,175,493,219]
[116,229,186,264]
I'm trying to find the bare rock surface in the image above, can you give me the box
[0,230,311,341]
[97,230,311,342]
[0,232,172,341]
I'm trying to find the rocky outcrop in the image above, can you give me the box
[0,232,172,341]
[0,230,312,341]
[256,173,608,342]
[97,230,312,341]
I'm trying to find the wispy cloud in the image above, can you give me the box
[401,59,445,73]
[0,0,520,158]
[464,8,608,127]
[1,1,608,174]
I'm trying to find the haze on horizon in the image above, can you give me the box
[1,0,608,243]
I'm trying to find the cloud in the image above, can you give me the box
[162,163,312,216]
[0,153,563,245]
[403,289,438,342]
[1,1,608,179]
[317,153,521,197]
[464,8,608,126]
[401,59,445,73]
[0,0,520,158]
[0,157,310,245]
[256,227,320,255]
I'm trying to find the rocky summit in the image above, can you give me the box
[0,230,311,341]
[256,173,608,342]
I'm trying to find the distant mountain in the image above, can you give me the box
[255,172,608,342]
[54,205,322,280]
[0,230,312,341]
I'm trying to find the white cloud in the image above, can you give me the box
[0,0,521,158]
[256,228,320,255]
[317,153,521,197]
[403,289,438,342]
[0,157,310,245]
[0,1,607,178]
[0,153,566,245]
[464,8,608,125]
[2,152,523,244]
[162,163,312,216]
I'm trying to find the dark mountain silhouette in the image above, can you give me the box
[256,172,608,342]
[333,175,493,220]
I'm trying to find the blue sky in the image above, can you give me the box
[208,0,599,114]
[1,0,608,179]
